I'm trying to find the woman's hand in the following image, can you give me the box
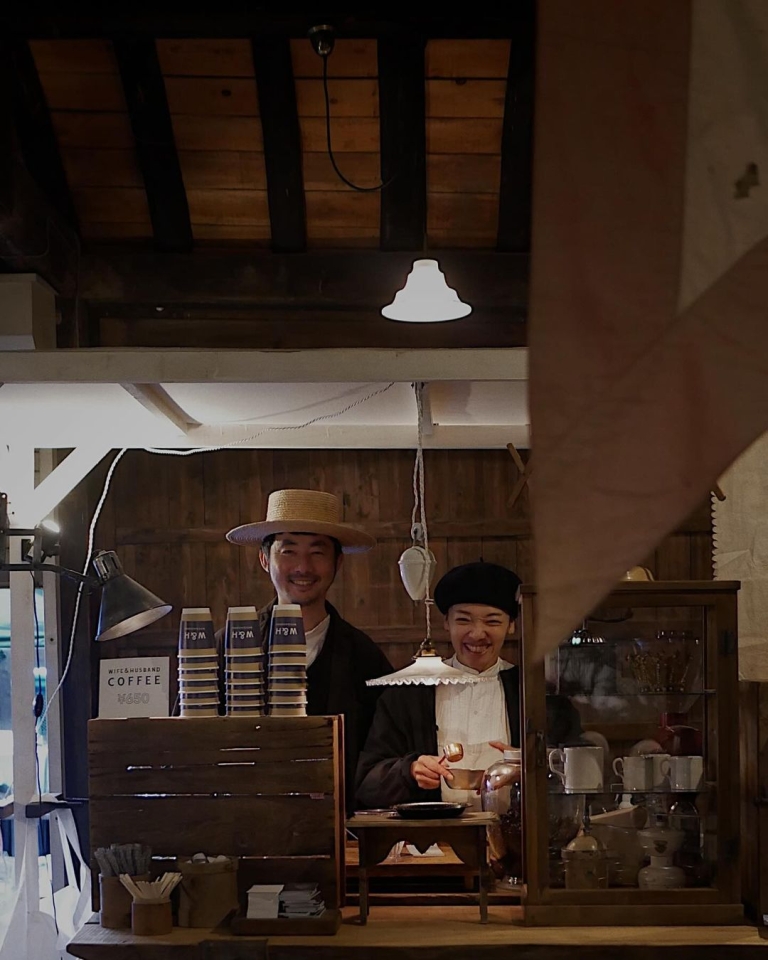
[489,740,514,753]
[410,755,454,790]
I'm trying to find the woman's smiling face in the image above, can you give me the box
[445,603,515,672]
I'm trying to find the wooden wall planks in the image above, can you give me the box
[83,448,713,681]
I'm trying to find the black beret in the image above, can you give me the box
[433,562,522,619]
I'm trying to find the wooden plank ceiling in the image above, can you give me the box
[30,37,516,249]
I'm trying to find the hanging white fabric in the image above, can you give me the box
[0,799,91,960]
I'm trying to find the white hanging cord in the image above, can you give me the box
[38,448,127,727]
[412,383,433,642]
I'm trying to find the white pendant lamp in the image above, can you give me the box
[381,259,472,323]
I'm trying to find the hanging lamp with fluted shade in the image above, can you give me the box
[381,259,472,323]
[367,383,488,688]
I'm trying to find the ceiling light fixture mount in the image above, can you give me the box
[382,259,472,323]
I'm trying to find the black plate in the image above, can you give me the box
[393,802,468,820]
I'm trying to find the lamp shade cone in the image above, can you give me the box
[398,545,436,601]
[366,653,490,687]
[92,551,172,642]
[381,259,472,323]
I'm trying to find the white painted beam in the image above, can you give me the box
[0,347,529,384]
[120,383,196,434]
[173,422,530,450]
[16,445,111,527]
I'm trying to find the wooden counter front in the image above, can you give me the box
[67,909,768,959]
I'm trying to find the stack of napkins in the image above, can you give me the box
[246,884,283,919]
[279,883,326,918]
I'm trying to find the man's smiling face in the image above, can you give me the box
[445,603,514,672]
[260,533,341,608]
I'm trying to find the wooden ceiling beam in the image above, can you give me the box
[8,39,77,228]
[378,34,426,251]
[0,41,78,298]
[113,38,193,252]
[79,250,528,311]
[251,37,306,253]
[497,3,536,252]
[4,16,534,39]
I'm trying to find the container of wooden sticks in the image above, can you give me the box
[120,873,182,936]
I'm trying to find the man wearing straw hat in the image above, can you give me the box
[227,489,393,809]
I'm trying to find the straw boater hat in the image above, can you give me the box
[226,489,375,553]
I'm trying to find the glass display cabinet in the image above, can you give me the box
[520,581,742,925]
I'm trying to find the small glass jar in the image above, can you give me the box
[481,748,523,886]
[561,834,608,890]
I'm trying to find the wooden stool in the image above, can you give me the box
[346,812,498,924]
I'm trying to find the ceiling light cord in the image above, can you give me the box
[411,382,433,640]
[322,54,395,193]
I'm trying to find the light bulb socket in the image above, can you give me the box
[308,24,335,58]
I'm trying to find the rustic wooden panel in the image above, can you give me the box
[164,76,259,115]
[87,450,713,672]
[428,154,501,194]
[176,150,267,189]
[61,148,143,187]
[91,757,335,797]
[427,193,497,246]
[305,191,378,229]
[157,39,254,77]
[171,114,263,151]
[90,794,334,856]
[302,152,378,191]
[426,40,511,78]
[300,116,379,152]
[51,111,135,148]
[186,188,270,225]
[71,186,151,223]
[296,79,379,117]
[290,39,377,78]
[80,221,152,239]
[36,70,125,111]
[426,79,506,118]
[30,39,116,74]
[427,118,503,154]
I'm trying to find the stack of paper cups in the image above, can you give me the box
[268,604,307,717]
[178,608,220,717]
[225,606,265,717]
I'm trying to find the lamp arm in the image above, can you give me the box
[0,561,99,589]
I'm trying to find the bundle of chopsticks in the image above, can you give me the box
[119,872,182,902]
[94,843,152,878]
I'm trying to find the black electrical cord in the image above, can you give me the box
[322,54,395,193]
[31,573,59,934]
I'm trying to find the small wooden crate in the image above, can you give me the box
[88,716,345,925]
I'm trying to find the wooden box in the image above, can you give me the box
[88,716,344,930]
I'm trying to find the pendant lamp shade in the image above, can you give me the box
[381,259,472,323]
[93,550,172,642]
[366,651,488,687]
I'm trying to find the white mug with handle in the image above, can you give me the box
[613,754,670,792]
[548,745,604,793]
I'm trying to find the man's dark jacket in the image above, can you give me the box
[259,601,393,811]
[355,667,582,809]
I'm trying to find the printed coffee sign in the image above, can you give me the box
[99,657,170,718]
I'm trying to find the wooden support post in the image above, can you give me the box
[113,38,193,252]
[251,37,306,253]
[497,4,536,252]
[378,34,427,250]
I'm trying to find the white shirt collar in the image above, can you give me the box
[445,654,512,677]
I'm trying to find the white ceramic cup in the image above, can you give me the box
[668,755,704,791]
[613,754,670,792]
[548,745,604,793]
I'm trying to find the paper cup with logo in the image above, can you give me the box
[225,606,261,656]
[179,607,217,656]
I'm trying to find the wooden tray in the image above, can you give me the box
[230,908,341,936]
